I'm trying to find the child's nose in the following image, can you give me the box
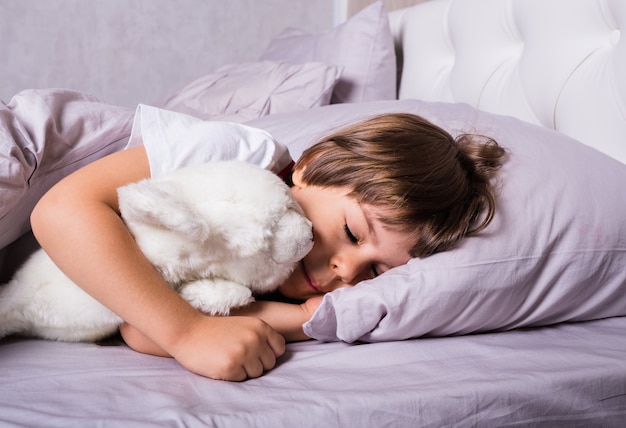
[331,254,369,285]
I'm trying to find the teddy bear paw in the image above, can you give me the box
[178,279,254,316]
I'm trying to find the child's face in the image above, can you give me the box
[278,172,414,301]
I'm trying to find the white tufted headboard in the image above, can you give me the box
[389,0,626,164]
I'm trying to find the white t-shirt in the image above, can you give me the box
[125,104,293,177]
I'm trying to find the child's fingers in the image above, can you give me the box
[268,329,287,358]
[242,328,284,380]
[243,358,266,380]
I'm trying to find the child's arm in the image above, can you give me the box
[120,296,324,356]
[233,297,323,342]
[31,146,285,381]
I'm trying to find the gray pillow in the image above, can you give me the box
[260,1,396,104]
[158,61,341,122]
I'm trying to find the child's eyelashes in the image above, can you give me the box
[371,265,379,277]
[344,224,359,244]
[344,224,380,277]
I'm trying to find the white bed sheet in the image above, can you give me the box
[1,316,625,427]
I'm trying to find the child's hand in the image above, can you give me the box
[170,315,286,381]
[302,296,324,317]
[122,296,328,379]
[121,315,285,381]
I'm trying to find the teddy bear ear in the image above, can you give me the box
[117,179,210,239]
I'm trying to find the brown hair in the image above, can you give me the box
[294,113,506,258]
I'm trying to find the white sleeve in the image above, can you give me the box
[126,104,293,178]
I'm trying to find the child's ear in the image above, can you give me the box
[291,165,306,188]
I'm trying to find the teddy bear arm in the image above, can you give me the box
[178,279,254,316]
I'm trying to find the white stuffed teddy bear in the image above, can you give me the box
[0,160,313,342]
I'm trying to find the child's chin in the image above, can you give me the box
[277,266,310,301]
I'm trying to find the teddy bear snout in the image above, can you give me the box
[270,211,314,265]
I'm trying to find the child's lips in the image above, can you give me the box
[300,261,322,293]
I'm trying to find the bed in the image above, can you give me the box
[1,0,625,426]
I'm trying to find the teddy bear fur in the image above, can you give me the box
[0,160,313,342]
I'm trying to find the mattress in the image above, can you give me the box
[1,316,625,427]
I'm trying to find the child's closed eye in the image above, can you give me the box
[344,224,359,244]
[345,224,379,277]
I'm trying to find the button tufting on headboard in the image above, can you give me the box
[390,0,626,164]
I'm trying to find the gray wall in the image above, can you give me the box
[1,0,335,107]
